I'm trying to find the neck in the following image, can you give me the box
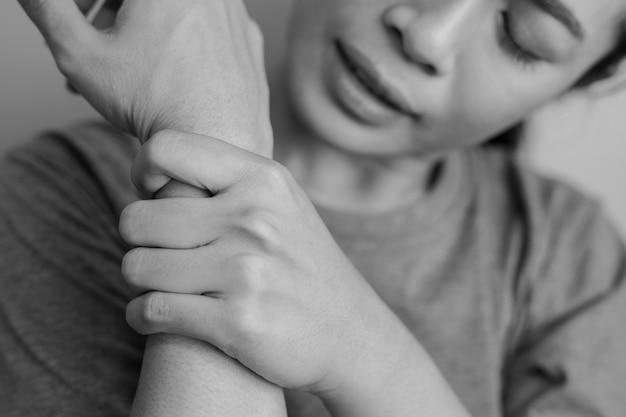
[270,74,441,215]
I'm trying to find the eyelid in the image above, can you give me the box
[501,12,543,61]
[497,11,544,69]
[505,2,575,64]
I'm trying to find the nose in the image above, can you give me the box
[383,1,484,76]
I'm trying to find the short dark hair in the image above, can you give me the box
[575,19,626,88]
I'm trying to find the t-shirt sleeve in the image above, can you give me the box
[0,127,144,417]
[503,184,626,417]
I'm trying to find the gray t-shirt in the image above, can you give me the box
[1,121,625,417]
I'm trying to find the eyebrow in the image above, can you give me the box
[530,0,585,41]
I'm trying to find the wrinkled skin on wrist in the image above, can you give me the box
[19,0,272,156]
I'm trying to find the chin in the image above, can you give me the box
[287,81,416,157]
[285,44,447,158]
[290,87,451,159]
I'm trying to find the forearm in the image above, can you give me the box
[14,0,281,413]
[321,319,470,417]
[132,335,285,417]
[131,182,285,417]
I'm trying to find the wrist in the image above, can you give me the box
[190,120,274,159]
[319,314,470,417]
[319,319,413,408]
[316,305,409,406]
[145,118,274,159]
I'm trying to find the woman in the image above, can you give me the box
[2,0,626,416]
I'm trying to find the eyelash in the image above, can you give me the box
[499,12,542,69]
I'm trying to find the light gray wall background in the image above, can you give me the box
[1,1,625,235]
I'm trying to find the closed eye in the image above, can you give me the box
[498,12,543,69]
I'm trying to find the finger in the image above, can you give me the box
[122,245,232,296]
[132,130,266,196]
[119,198,229,249]
[126,292,235,357]
[18,0,99,55]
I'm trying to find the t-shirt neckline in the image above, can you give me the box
[313,150,472,241]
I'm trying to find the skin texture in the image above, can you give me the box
[15,1,284,417]
[121,130,472,417]
[24,0,273,153]
[283,0,624,156]
[15,0,626,416]
[122,0,626,415]
[121,3,626,416]
[275,0,626,212]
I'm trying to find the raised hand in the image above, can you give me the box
[17,0,272,156]
[17,2,282,416]
[120,130,414,396]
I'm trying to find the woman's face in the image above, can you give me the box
[285,0,625,156]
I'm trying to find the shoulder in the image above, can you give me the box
[0,122,144,416]
[467,145,619,255]
[1,120,139,221]
[463,146,620,275]
[0,119,139,280]
[473,151,626,416]
[468,145,626,333]
[0,120,139,285]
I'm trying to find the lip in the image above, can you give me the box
[335,39,419,119]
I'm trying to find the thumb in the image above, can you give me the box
[17,0,98,56]
[131,130,261,197]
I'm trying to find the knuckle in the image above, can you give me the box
[54,51,80,78]
[258,161,292,192]
[238,207,281,250]
[233,254,268,294]
[229,299,265,343]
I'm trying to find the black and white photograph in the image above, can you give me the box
[1,1,626,416]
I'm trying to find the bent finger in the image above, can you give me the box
[18,0,99,55]
[121,246,230,296]
[126,292,235,356]
[119,198,228,249]
[132,130,266,197]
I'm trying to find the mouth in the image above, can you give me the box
[335,39,419,119]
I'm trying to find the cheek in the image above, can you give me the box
[454,91,527,138]
[446,56,572,143]
[285,28,324,109]
[285,4,327,74]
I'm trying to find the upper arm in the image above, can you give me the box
[0,133,144,416]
